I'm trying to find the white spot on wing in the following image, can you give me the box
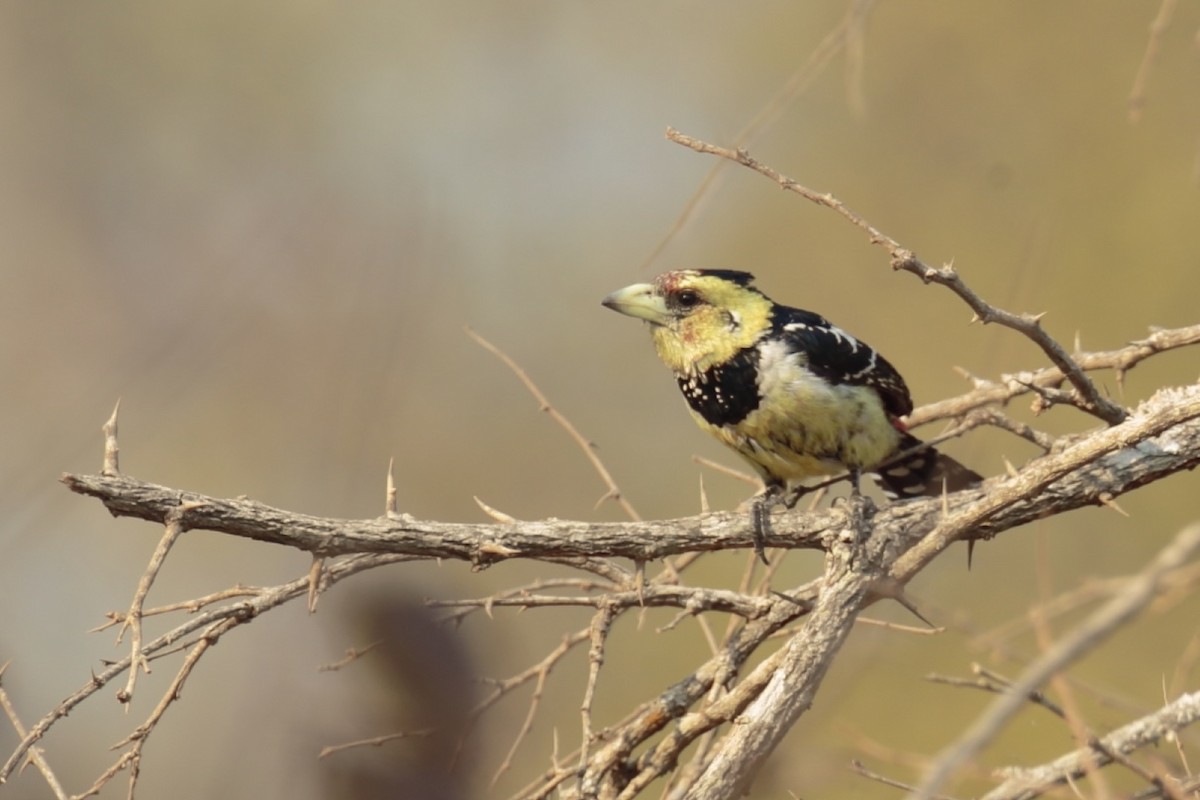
[846,348,878,380]
[827,325,860,351]
[783,320,861,351]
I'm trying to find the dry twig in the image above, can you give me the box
[1129,0,1179,122]
[115,503,200,704]
[466,326,641,522]
[0,664,68,800]
[639,1,879,272]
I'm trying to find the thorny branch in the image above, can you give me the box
[58,379,1200,569]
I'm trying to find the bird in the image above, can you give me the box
[602,269,981,562]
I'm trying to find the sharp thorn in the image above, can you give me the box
[1097,492,1130,517]
[473,496,518,524]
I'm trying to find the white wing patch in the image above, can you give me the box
[755,338,812,398]
[780,320,883,382]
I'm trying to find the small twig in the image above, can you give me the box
[850,759,957,800]
[968,407,1058,452]
[1088,736,1189,800]
[486,629,593,788]
[88,618,238,799]
[974,665,1067,719]
[615,646,793,800]
[430,584,769,621]
[91,586,262,633]
[579,602,619,776]
[640,2,877,272]
[317,640,384,672]
[1014,379,1078,415]
[0,664,69,800]
[1128,0,1178,122]
[466,326,641,521]
[318,728,435,759]
[115,503,200,704]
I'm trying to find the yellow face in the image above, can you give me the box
[602,270,772,375]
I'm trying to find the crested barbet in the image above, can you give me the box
[602,269,981,561]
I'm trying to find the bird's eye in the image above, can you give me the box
[676,290,701,308]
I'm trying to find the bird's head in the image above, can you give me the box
[602,270,773,374]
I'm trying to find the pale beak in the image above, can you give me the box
[601,283,671,326]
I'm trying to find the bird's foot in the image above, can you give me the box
[836,490,875,519]
[750,486,784,566]
[833,469,875,531]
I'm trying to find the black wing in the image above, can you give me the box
[770,305,913,419]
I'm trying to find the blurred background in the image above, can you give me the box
[2,1,1199,797]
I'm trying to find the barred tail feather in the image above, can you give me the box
[873,433,982,499]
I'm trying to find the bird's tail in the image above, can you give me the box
[873,433,982,499]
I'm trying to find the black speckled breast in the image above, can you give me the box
[676,347,761,427]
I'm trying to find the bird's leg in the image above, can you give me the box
[783,469,864,509]
[845,468,869,510]
[839,467,876,532]
[750,484,783,566]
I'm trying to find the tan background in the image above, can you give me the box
[2,2,1199,797]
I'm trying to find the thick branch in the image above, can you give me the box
[58,474,831,562]
[61,384,1200,565]
[683,508,875,799]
